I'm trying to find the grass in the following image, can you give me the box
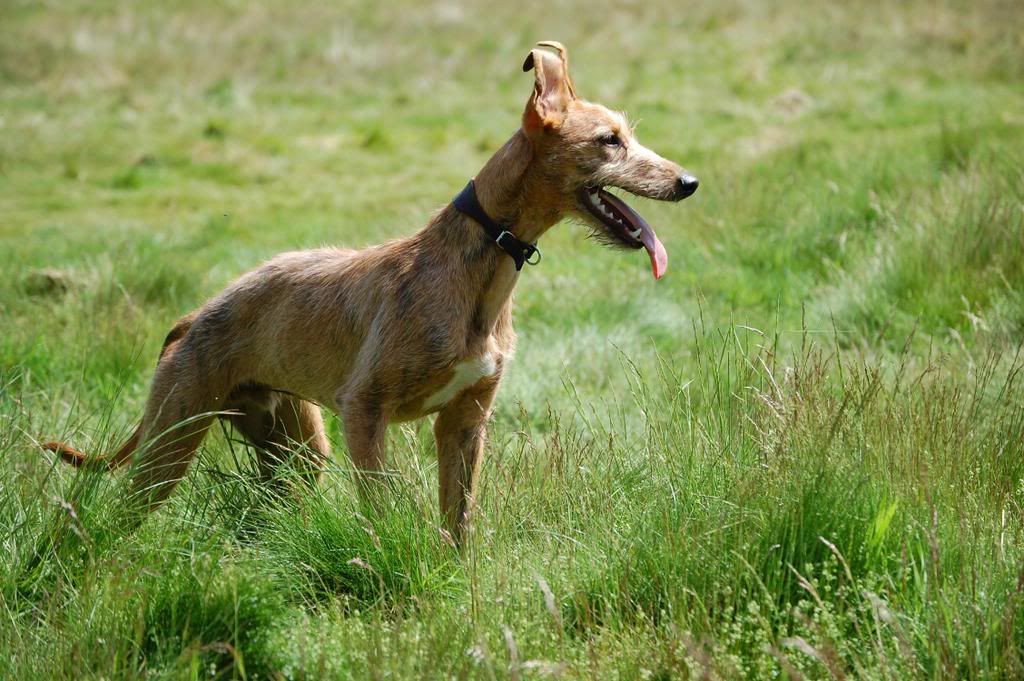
[2,0,1023,677]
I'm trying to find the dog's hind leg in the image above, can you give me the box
[226,392,330,487]
[126,351,219,511]
[260,397,330,485]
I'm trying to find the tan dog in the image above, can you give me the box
[43,42,698,545]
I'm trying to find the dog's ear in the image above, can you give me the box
[522,41,577,132]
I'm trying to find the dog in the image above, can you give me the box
[43,41,698,546]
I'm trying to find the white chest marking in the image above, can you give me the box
[424,353,497,409]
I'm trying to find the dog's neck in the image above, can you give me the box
[471,129,562,245]
[415,128,565,342]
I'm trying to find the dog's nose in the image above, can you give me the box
[675,174,699,200]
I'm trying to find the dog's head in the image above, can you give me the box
[521,41,697,279]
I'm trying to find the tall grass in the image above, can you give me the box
[3,325,1020,678]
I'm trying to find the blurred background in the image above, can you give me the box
[2,0,1022,400]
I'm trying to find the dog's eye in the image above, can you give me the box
[599,133,622,147]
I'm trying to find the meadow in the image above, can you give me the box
[1,0,1023,678]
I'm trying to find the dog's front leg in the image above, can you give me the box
[338,389,390,505]
[433,376,500,547]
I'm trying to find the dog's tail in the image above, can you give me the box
[41,312,197,472]
[42,426,142,471]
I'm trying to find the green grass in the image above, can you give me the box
[2,0,1024,678]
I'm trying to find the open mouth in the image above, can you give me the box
[578,186,669,279]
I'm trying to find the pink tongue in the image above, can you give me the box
[593,189,669,280]
[639,229,668,280]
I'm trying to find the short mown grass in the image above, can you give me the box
[2,0,1023,678]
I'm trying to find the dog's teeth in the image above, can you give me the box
[589,191,637,234]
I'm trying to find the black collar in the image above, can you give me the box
[452,180,540,271]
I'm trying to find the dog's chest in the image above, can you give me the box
[422,353,498,410]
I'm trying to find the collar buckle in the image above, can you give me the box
[495,230,540,270]
[495,230,517,250]
[453,181,542,272]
